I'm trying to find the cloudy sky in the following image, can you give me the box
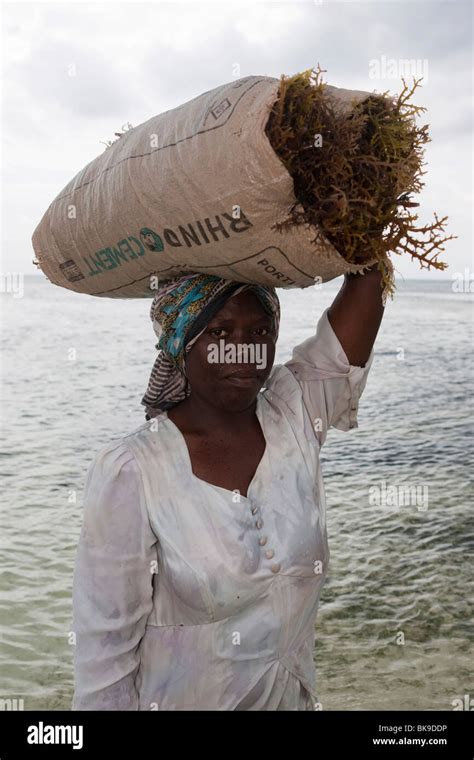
[2,0,472,280]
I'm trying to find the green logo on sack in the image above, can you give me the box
[139,227,164,252]
[81,210,253,278]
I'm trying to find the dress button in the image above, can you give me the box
[265,549,275,559]
[251,506,258,514]
[258,536,268,546]
[270,562,281,573]
[255,518,263,529]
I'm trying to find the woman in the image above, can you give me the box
[72,266,385,711]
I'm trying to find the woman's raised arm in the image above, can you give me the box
[327,265,386,368]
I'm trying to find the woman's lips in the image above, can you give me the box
[223,370,261,386]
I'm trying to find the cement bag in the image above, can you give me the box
[32,70,450,298]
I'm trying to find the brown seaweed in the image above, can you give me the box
[265,65,456,296]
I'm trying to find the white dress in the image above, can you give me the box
[71,307,374,711]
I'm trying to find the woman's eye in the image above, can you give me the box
[209,327,271,337]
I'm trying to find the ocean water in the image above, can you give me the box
[1,275,472,710]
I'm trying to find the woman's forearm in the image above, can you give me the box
[327,265,386,367]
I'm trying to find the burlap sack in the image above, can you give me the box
[32,75,379,298]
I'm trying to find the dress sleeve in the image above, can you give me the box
[283,306,374,446]
[71,440,158,710]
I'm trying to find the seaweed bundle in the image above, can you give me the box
[265,66,455,296]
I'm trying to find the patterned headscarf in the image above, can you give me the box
[141,273,281,419]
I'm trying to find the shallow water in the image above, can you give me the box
[1,276,472,710]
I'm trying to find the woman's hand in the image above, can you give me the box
[327,264,386,367]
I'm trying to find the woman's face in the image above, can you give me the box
[183,290,277,412]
